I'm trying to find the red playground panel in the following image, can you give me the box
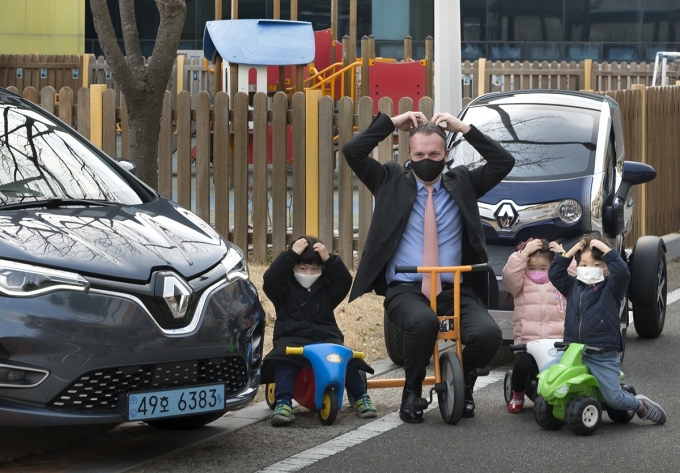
[369,60,427,115]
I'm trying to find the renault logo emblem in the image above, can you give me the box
[162,276,191,319]
[495,203,518,229]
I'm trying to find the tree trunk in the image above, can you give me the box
[90,0,186,190]
[126,92,165,188]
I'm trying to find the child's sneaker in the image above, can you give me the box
[507,391,525,413]
[270,400,295,426]
[353,393,377,418]
[635,394,667,425]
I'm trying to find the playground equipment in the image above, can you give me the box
[651,51,680,86]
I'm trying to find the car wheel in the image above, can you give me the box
[318,387,338,426]
[503,370,513,405]
[438,352,465,424]
[384,309,405,366]
[146,410,227,430]
[607,384,637,423]
[565,395,602,436]
[630,236,667,338]
[533,395,564,430]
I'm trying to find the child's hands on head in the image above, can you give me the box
[549,241,565,253]
[589,238,611,254]
[521,239,544,257]
[292,237,309,255]
[565,238,587,258]
[313,242,330,262]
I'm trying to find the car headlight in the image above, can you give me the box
[556,199,582,224]
[0,260,90,297]
[220,247,249,282]
[556,384,569,396]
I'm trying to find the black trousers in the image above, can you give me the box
[385,283,502,393]
[511,351,538,392]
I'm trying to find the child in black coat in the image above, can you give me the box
[262,236,377,426]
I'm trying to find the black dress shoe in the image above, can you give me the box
[399,388,424,424]
[463,387,475,418]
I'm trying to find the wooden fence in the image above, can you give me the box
[4,54,680,106]
[5,84,680,267]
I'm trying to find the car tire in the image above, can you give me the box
[630,236,667,338]
[146,410,227,430]
[607,383,637,423]
[565,395,602,436]
[384,309,405,366]
[533,395,564,430]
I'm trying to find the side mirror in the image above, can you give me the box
[605,161,655,238]
[622,161,656,186]
[116,159,136,175]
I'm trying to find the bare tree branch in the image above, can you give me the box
[89,0,136,90]
[118,0,145,77]
[147,0,186,91]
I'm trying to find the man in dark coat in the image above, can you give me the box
[342,110,515,423]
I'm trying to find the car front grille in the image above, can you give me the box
[48,356,248,410]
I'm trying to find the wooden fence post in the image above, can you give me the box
[478,58,486,96]
[632,83,647,236]
[361,36,370,100]
[305,89,322,236]
[583,59,593,92]
[425,36,433,99]
[89,83,106,149]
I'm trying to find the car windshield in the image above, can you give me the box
[0,98,144,207]
[447,103,599,181]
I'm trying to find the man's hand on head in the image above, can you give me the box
[392,111,428,131]
[432,112,471,134]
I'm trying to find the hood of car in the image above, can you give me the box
[0,198,228,282]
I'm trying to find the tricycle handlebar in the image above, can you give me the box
[394,263,492,274]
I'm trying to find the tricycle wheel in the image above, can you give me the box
[503,370,513,405]
[630,236,667,338]
[565,395,602,436]
[533,395,564,430]
[384,310,405,366]
[438,351,465,424]
[607,384,637,423]
[318,387,338,426]
[265,383,277,410]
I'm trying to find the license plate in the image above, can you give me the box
[127,384,225,421]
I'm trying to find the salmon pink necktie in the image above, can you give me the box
[421,184,442,299]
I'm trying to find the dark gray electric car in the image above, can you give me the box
[0,87,265,428]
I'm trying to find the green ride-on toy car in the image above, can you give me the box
[533,341,636,436]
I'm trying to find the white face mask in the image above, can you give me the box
[576,266,605,285]
[294,271,321,289]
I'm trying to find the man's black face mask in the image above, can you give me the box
[410,157,446,182]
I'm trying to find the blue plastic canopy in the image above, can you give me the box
[203,19,315,66]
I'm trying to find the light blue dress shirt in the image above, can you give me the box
[386,176,464,285]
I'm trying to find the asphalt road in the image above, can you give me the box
[4,259,680,472]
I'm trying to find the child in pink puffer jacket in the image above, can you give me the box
[501,238,574,413]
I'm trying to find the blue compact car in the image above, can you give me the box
[0,87,265,428]
[448,90,666,345]
[383,90,666,366]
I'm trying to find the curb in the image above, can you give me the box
[662,233,680,261]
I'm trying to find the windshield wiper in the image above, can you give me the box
[0,198,120,211]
